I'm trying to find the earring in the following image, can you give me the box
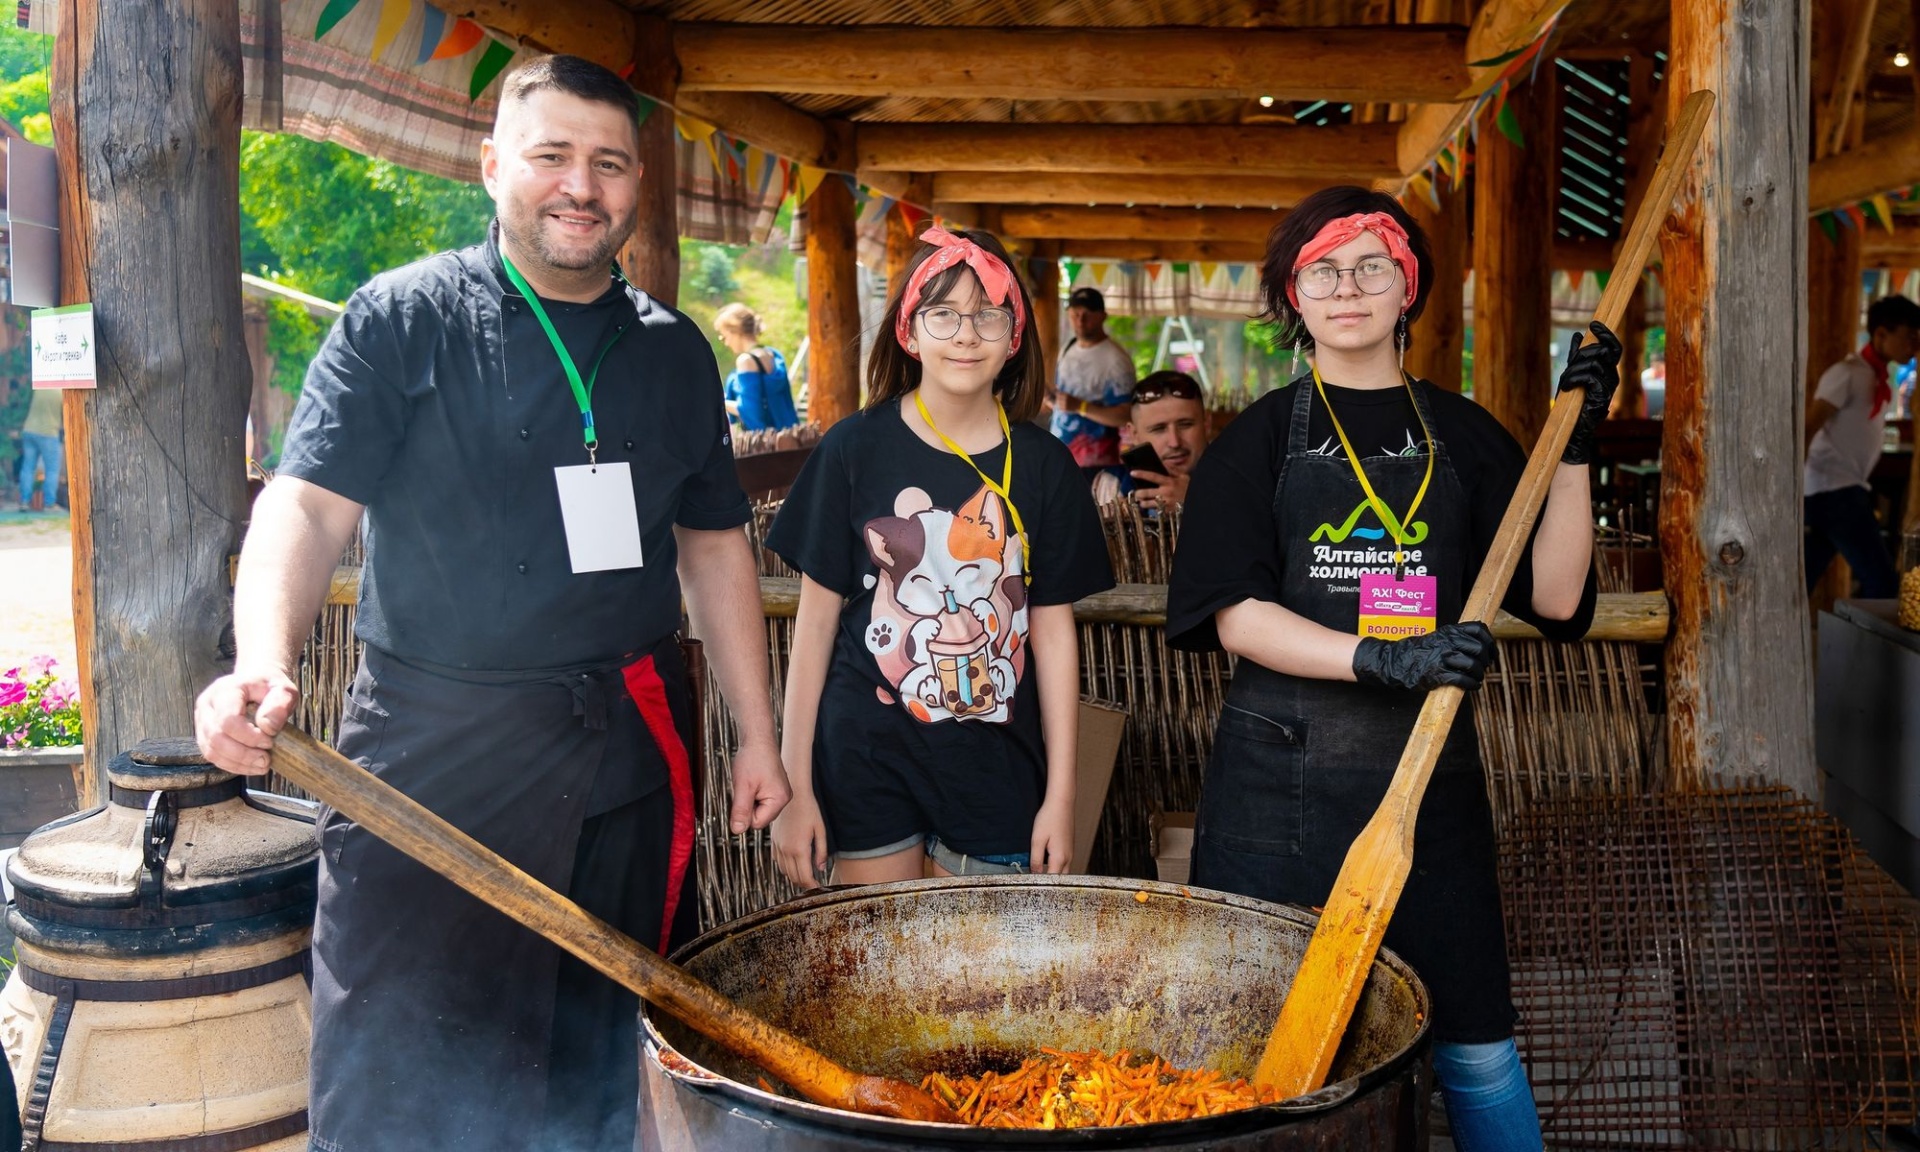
[1396,314,1409,375]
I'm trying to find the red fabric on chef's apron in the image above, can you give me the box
[307,634,694,1152]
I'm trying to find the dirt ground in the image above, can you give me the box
[0,508,76,679]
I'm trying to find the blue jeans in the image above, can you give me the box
[1805,485,1897,598]
[16,431,61,510]
[1433,1039,1543,1152]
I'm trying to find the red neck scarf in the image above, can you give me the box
[894,227,1027,357]
[1861,341,1893,419]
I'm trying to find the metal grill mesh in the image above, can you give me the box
[1500,788,1920,1148]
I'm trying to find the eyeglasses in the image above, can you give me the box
[1294,256,1401,300]
[918,306,1014,342]
[1131,374,1204,405]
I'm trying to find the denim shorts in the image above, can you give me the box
[835,833,1029,875]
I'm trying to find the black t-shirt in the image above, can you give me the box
[278,228,749,674]
[1166,376,1598,650]
[764,399,1114,825]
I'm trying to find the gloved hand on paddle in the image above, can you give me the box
[1352,622,1497,693]
[1557,320,1624,466]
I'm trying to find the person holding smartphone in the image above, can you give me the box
[1093,370,1213,510]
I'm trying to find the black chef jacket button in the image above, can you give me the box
[624,439,635,450]
[519,428,530,440]
[516,562,528,574]
[507,302,520,313]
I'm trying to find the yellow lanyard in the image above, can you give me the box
[1311,364,1435,571]
[912,391,1032,584]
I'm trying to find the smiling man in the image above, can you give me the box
[194,56,790,1151]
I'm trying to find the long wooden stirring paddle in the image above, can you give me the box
[269,724,959,1124]
[1254,89,1717,1098]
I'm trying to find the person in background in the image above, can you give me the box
[716,302,800,432]
[1804,293,1920,598]
[14,387,63,513]
[1098,368,1213,514]
[1049,286,1136,475]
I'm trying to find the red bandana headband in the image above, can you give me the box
[1286,211,1419,313]
[893,227,1027,358]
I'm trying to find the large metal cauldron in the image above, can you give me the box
[640,876,1431,1151]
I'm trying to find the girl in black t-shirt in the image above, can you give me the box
[765,228,1113,889]
[1165,187,1618,1149]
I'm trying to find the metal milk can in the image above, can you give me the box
[1,737,317,1150]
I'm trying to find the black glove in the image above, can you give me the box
[1558,321,1623,466]
[1352,622,1497,693]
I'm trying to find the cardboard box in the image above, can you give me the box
[1152,811,1197,885]
[1072,699,1127,875]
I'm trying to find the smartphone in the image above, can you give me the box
[1120,443,1168,484]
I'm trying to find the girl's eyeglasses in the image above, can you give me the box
[1294,257,1401,301]
[918,306,1013,342]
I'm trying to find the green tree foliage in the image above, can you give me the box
[0,23,49,143]
[239,132,494,302]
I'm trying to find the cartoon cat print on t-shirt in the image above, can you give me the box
[860,484,1029,725]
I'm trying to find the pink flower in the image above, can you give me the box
[40,679,75,712]
[26,654,56,678]
[0,680,25,709]
[2,728,23,749]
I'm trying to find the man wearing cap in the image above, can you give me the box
[1049,286,1137,474]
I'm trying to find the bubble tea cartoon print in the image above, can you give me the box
[860,484,1028,724]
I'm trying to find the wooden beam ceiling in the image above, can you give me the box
[1810,125,1920,212]
[925,172,1336,209]
[1052,239,1271,264]
[859,122,1402,180]
[996,205,1284,244]
[1395,0,1575,185]
[672,23,1472,105]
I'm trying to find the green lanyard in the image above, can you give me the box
[500,252,629,463]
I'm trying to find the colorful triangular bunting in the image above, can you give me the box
[431,17,484,60]
[1063,260,1083,283]
[469,38,515,101]
[416,4,446,64]
[370,0,408,61]
[315,0,364,40]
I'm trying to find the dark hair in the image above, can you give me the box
[1257,185,1434,351]
[500,54,640,125]
[865,230,1047,424]
[1867,294,1920,334]
[1130,370,1204,405]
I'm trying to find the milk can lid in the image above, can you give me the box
[105,737,236,793]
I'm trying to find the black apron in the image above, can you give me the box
[307,634,698,1152]
[1191,379,1515,1044]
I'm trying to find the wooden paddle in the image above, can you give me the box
[269,724,960,1124]
[1253,89,1717,1098]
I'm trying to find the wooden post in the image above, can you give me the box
[1029,243,1062,395]
[805,177,861,427]
[1658,0,1816,795]
[1470,80,1554,440]
[619,18,678,304]
[1612,276,1648,417]
[1404,184,1465,392]
[52,0,252,802]
[883,175,930,292]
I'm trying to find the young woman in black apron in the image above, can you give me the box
[1166,186,1618,1150]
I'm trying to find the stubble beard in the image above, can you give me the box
[500,193,637,277]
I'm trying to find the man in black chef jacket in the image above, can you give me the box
[194,55,791,1152]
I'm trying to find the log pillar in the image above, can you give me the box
[1807,223,1863,601]
[1657,0,1815,795]
[883,174,932,292]
[805,176,861,427]
[1404,184,1465,392]
[1470,82,1554,439]
[619,19,679,304]
[52,0,253,802]
[1029,244,1062,393]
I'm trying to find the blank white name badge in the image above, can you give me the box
[553,463,646,573]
